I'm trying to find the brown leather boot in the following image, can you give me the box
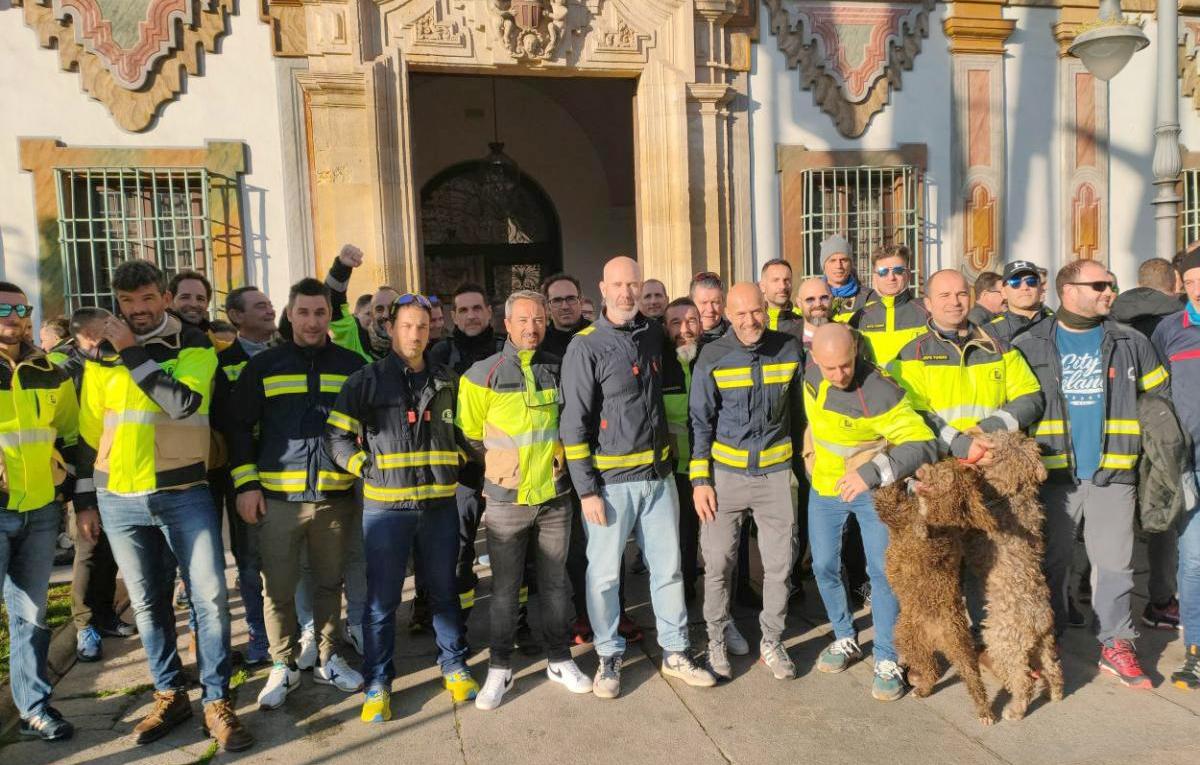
[203,699,254,752]
[133,690,193,745]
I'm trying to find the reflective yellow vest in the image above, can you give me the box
[850,291,928,366]
[0,346,78,511]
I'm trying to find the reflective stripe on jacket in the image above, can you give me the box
[802,361,936,497]
[1,345,78,511]
[688,329,804,486]
[1014,318,1169,485]
[325,352,461,510]
[832,287,875,323]
[849,290,929,366]
[560,312,672,497]
[888,323,1044,459]
[457,343,568,505]
[76,315,216,505]
[226,341,365,502]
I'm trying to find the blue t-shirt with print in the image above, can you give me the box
[1057,325,1104,480]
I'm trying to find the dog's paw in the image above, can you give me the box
[978,713,997,726]
[911,685,933,698]
[1002,705,1026,722]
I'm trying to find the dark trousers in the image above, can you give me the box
[485,496,572,668]
[456,483,485,608]
[71,525,120,631]
[675,473,700,600]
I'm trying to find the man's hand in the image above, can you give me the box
[693,485,717,523]
[964,436,996,466]
[835,471,870,502]
[102,316,137,351]
[338,244,364,269]
[76,507,101,544]
[236,490,267,525]
[580,494,607,526]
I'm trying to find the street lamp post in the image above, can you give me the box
[1070,0,1181,260]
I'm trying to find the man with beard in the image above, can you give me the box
[759,259,798,331]
[169,271,231,353]
[640,279,669,321]
[541,273,591,357]
[691,272,729,345]
[324,245,399,363]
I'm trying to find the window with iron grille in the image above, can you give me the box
[55,168,213,313]
[797,165,924,286]
[1183,168,1200,249]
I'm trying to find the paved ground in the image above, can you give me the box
[2,538,1199,765]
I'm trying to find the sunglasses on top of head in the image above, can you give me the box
[388,293,433,319]
[0,303,32,319]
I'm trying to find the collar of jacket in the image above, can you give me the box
[876,290,913,308]
[595,309,650,334]
[923,320,999,354]
[135,312,185,349]
[385,350,454,385]
[701,317,729,343]
[1111,287,1183,323]
[286,338,333,360]
[551,318,591,336]
[0,341,52,372]
[452,325,497,352]
[501,339,541,364]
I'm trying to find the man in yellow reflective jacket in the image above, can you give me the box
[0,280,79,741]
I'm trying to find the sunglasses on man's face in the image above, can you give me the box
[1068,281,1116,293]
[875,266,907,277]
[0,303,32,319]
[1005,275,1040,289]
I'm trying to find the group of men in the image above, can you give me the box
[3,233,1200,753]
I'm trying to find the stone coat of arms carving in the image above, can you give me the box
[491,0,570,61]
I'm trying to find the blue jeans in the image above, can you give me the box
[99,485,231,704]
[361,501,467,687]
[1180,472,1200,652]
[1,503,60,718]
[585,477,689,658]
[808,490,899,663]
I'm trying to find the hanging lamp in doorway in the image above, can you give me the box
[478,78,521,212]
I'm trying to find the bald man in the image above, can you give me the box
[690,283,805,681]
[560,256,716,698]
[803,324,936,701]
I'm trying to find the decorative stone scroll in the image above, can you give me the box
[762,0,936,138]
[13,0,234,132]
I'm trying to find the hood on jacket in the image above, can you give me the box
[1111,287,1183,323]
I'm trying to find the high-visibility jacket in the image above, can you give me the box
[850,290,929,366]
[662,346,694,475]
[1,344,78,511]
[1014,318,1169,485]
[76,314,217,507]
[456,342,569,505]
[688,329,804,485]
[226,340,364,502]
[560,312,672,498]
[325,351,461,510]
[767,304,799,332]
[985,306,1054,344]
[888,323,1044,459]
[323,258,380,364]
[832,286,875,323]
[802,361,936,497]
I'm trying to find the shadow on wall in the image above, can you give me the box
[242,184,271,290]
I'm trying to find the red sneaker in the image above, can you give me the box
[617,612,643,644]
[1099,640,1152,689]
[570,616,593,646]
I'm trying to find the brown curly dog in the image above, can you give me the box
[966,430,1065,720]
[876,459,998,725]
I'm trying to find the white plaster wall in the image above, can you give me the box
[0,6,295,320]
[749,3,955,278]
[409,75,635,300]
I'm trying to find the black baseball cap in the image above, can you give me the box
[1002,260,1041,280]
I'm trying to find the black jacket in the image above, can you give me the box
[1137,392,1194,532]
[430,326,506,376]
[226,340,365,502]
[542,319,591,358]
[985,306,1054,344]
[325,352,461,510]
[1111,287,1184,339]
[560,312,672,496]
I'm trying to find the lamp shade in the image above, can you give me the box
[1068,24,1149,82]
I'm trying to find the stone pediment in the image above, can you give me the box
[12,0,234,132]
[763,0,936,138]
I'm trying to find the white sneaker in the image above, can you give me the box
[315,653,364,692]
[297,630,319,670]
[546,659,592,694]
[258,663,300,709]
[474,667,513,711]
[345,623,365,656]
[725,622,750,656]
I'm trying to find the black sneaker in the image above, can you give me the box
[20,707,74,741]
[98,619,137,638]
[1142,598,1182,631]
[1172,644,1200,690]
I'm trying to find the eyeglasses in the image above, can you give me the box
[1005,275,1040,289]
[548,295,580,307]
[0,303,32,319]
[802,295,832,305]
[875,266,907,277]
[1068,281,1116,293]
[388,293,432,319]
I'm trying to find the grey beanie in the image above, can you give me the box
[820,234,850,268]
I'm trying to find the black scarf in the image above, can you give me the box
[1056,307,1102,331]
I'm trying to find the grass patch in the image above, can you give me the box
[95,682,155,699]
[0,583,73,685]
[195,740,220,765]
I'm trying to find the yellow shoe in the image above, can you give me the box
[360,687,391,723]
[444,670,479,703]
